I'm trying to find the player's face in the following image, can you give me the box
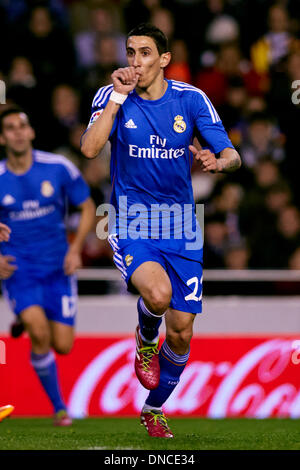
[0,113,35,155]
[126,36,170,89]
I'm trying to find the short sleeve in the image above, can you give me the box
[85,84,119,138]
[60,158,90,207]
[193,90,234,154]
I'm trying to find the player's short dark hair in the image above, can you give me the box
[126,23,169,55]
[248,111,274,126]
[0,106,30,133]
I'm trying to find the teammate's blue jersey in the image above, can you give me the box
[88,79,234,241]
[0,150,90,273]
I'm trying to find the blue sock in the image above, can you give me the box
[137,296,163,343]
[145,340,190,408]
[30,351,66,414]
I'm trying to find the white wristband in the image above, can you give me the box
[109,90,128,105]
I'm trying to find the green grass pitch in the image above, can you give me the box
[1,417,300,450]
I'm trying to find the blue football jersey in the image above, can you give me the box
[0,150,90,272]
[88,79,234,241]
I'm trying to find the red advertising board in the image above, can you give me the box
[1,334,300,418]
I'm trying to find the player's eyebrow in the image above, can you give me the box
[126,46,152,53]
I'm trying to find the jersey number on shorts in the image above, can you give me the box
[184,276,203,302]
[62,295,77,318]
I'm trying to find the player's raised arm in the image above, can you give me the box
[81,67,139,159]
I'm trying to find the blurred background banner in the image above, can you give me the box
[1,333,300,418]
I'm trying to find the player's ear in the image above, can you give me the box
[160,52,171,69]
[29,126,35,141]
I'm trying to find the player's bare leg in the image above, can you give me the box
[49,321,74,355]
[164,308,195,355]
[140,308,195,438]
[131,261,172,315]
[20,306,71,425]
[131,262,172,389]
[21,306,51,354]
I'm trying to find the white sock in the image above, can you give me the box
[140,332,159,345]
[142,403,162,413]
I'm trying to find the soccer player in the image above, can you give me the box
[0,107,95,426]
[81,23,241,438]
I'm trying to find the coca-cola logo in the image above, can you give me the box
[67,338,300,418]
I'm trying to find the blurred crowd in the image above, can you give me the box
[0,0,300,269]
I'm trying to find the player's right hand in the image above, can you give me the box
[0,255,18,279]
[0,223,11,242]
[111,67,140,95]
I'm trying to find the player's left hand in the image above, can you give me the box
[63,248,82,275]
[189,145,219,172]
[0,223,11,242]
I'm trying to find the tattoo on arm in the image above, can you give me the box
[218,150,241,173]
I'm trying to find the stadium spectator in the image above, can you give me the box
[165,39,192,83]
[1,0,70,28]
[9,5,77,90]
[204,212,228,268]
[80,158,113,270]
[74,4,126,70]
[264,181,292,215]
[224,239,250,269]
[239,111,285,169]
[47,84,81,151]
[251,4,293,74]
[217,76,248,132]
[268,50,300,204]
[195,43,266,108]
[6,57,40,117]
[123,0,161,32]
[211,182,244,245]
[82,33,123,93]
[55,123,87,168]
[150,7,175,42]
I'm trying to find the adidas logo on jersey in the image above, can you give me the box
[2,194,15,205]
[125,119,137,129]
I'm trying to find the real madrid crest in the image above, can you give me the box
[41,180,54,197]
[173,115,186,133]
[125,254,133,266]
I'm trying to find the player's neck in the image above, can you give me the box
[6,148,33,175]
[136,76,168,101]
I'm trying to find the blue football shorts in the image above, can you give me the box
[2,268,78,326]
[108,234,203,314]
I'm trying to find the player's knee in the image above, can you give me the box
[52,340,73,355]
[53,344,72,355]
[146,285,172,314]
[29,328,51,349]
[166,329,192,354]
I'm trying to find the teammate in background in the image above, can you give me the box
[0,108,95,426]
[81,23,241,438]
[0,223,14,423]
